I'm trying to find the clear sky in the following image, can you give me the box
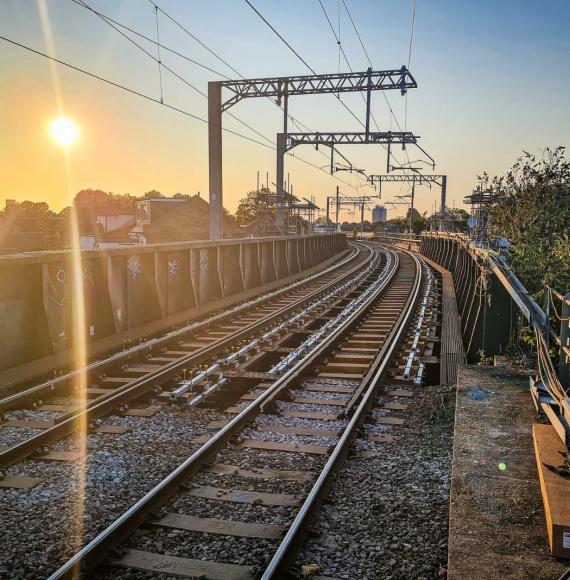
[1,0,569,221]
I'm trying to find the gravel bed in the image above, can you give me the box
[293,390,351,401]
[0,406,226,578]
[293,384,455,580]
[217,444,327,474]
[254,414,347,431]
[167,493,295,525]
[275,401,341,415]
[302,378,361,387]
[241,427,338,448]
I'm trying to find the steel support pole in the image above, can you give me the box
[365,67,372,137]
[440,175,447,232]
[276,133,286,230]
[335,186,340,231]
[559,293,570,388]
[208,82,223,240]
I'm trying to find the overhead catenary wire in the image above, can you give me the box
[147,0,367,191]
[0,34,361,191]
[69,0,231,79]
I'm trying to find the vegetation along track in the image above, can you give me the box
[47,247,424,579]
[0,243,373,467]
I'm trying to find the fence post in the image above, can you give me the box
[559,292,570,388]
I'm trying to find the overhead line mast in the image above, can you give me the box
[209,67,416,239]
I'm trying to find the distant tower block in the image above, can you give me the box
[372,204,387,223]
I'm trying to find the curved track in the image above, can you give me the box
[47,246,424,579]
[0,244,374,467]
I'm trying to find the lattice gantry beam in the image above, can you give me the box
[219,67,416,111]
[283,131,418,152]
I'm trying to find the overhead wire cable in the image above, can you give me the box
[153,4,164,103]
[0,35,274,148]
[74,0,276,148]
[1,35,362,193]
[69,0,231,79]
[147,0,364,191]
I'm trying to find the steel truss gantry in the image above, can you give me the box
[368,173,448,230]
[208,67,417,239]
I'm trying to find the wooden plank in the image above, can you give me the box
[35,451,81,462]
[154,514,286,539]
[208,420,228,429]
[202,463,314,482]
[367,434,395,443]
[110,549,254,580]
[370,416,405,426]
[280,410,340,421]
[1,419,52,429]
[240,439,329,455]
[380,402,408,410]
[35,404,77,412]
[384,389,414,398]
[256,424,340,438]
[533,423,570,558]
[186,485,301,506]
[0,476,44,489]
[101,377,133,384]
[317,372,364,379]
[92,425,129,434]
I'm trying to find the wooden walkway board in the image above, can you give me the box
[420,255,465,385]
[0,476,44,489]
[155,514,286,539]
[240,439,329,455]
[533,423,570,558]
[186,485,301,506]
[110,549,254,580]
[202,463,314,482]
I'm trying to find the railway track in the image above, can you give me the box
[46,247,425,579]
[0,243,375,467]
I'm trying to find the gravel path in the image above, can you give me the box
[293,384,455,580]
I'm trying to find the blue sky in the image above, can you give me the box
[1,0,568,218]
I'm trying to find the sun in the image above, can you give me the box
[50,117,79,147]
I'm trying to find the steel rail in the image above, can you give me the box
[261,249,423,578]
[0,246,374,467]
[0,244,360,409]
[47,246,400,579]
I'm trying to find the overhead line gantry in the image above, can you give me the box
[208,67,417,238]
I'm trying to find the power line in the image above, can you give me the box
[405,0,417,133]
[69,0,231,79]
[74,0,275,147]
[243,0,317,74]
[1,34,362,193]
[147,0,364,190]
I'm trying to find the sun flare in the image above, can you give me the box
[50,117,79,147]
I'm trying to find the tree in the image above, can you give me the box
[483,146,570,294]
[142,190,164,199]
[235,187,275,225]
